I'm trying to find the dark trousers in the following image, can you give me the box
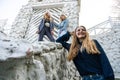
[38,27,55,42]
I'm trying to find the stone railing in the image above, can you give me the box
[88,17,120,36]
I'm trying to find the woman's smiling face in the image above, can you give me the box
[75,26,86,39]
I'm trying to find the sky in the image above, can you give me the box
[0,0,112,29]
[0,0,29,25]
[79,0,112,29]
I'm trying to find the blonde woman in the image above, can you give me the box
[56,26,114,80]
[54,14,69,38]
[36,12,55,42]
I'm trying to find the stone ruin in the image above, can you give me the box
[0,0,120,80]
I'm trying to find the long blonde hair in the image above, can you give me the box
[60,14,66,21]
[44,12,51,21]
[67,26,100,61]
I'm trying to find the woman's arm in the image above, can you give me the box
[38,19,44,30]
[61,19,69,31]
[57,19,69,29]
[36,19,44,34]
[94,40,115,80]
[56,31,71,51]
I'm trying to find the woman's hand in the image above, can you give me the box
[69,31,74,35]
[51,30,54,35]
[36,30,40,34]
[50,18,54,22]
[26,48,33,58]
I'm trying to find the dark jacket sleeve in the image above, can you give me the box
[94,40,115,80]
[38,19,44,31]
[50,21,54,31]
[56,31,71,51]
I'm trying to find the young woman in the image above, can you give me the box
[54,14,69,38]
[56,26,115,80]
[36,12,55,42]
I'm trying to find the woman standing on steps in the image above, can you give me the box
[53,14,69,38]
[36,12,55,42]
[56,26,115,80]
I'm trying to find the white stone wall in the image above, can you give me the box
[10,5,33,39]
[0,59,46,80]
[0,31,81,80]
[33,42,80,80]
[62,1,79,32]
